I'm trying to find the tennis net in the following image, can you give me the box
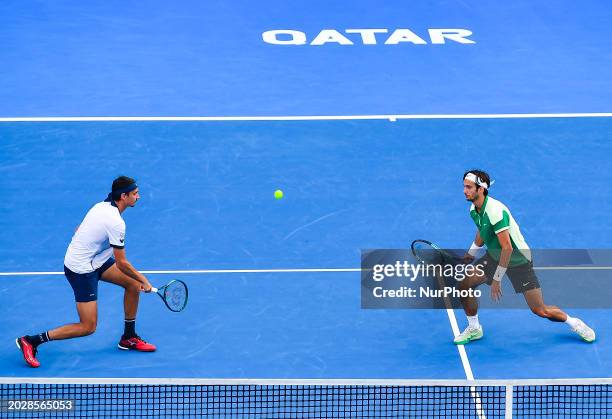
[1,378,610,418]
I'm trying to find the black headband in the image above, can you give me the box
[112,183,138,196]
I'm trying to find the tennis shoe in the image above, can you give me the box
[16,337,40,368]
[453,325,483,345]
[118,335,157,352]
[571,319,596,343]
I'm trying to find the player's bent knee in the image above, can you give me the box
[463,272,485,290]
[118,279,140,293]
[457,278,472,290]
[81,322,97,336]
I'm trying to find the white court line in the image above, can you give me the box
[0,113,611,122]
[445,308,474,380]
[0,266,610,276]
[447,308,487,418]
[442,290,485,417]
[0,268,361,276]
[2,377,611,385]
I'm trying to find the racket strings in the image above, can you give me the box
[413,243,445,265]
[164,282,188,311]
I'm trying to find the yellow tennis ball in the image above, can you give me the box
[274,189,284,199]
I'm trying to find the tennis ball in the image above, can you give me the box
[274,189,284,200]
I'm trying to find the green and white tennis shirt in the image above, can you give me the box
[469,196,531,267]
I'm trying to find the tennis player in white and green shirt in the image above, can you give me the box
[454,169,595,345]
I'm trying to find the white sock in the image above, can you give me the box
[565,315,579,328]
[467,315,480,329]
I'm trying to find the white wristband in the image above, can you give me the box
[467,241,483,257]
[493,265,507,282]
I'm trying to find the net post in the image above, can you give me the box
[505,384,513,419]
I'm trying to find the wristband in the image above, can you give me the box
[493,265,507,282]
[467,241,483,257]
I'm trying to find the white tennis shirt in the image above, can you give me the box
[64,199,126,274]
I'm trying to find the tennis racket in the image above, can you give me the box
[410,239,462,266]
[151,279,188,312]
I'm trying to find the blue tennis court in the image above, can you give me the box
[1,117,612,381]
[1,1,611,417]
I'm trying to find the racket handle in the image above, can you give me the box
[151,287,158,293]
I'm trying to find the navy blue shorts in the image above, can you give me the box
[64,258,115,302]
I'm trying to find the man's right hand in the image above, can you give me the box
[462,254,475,264]
[140,280,154,293]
